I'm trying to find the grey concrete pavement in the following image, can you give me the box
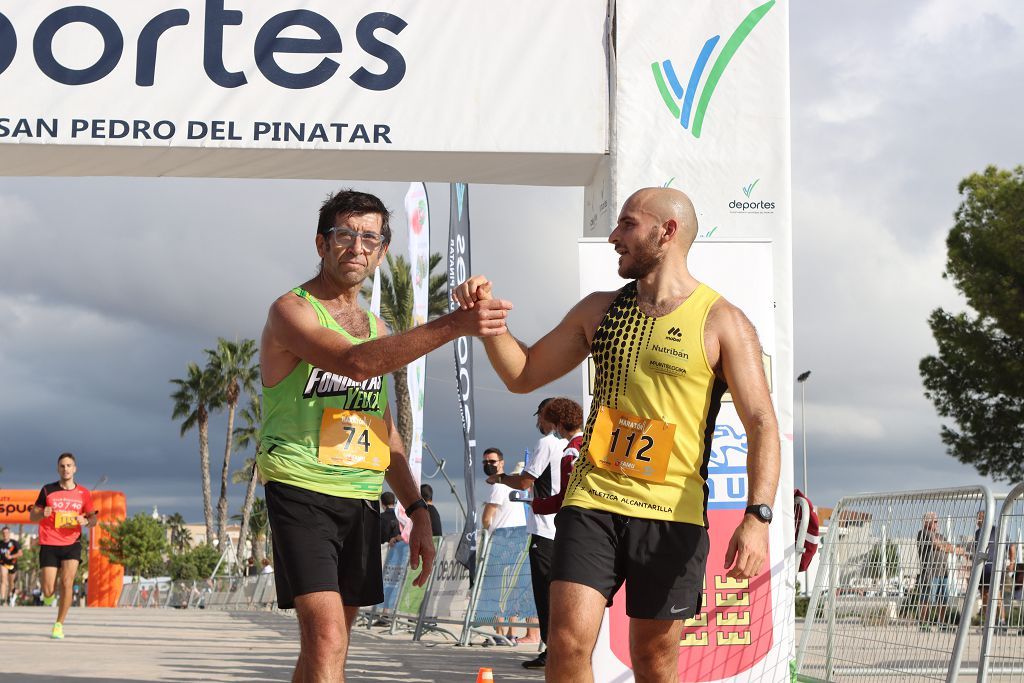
[0,607,545,682]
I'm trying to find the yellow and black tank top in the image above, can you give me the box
[563,281,726,526]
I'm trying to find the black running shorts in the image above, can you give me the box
[265,481,384,609]
[39,542,82,568]
[551,505,709,620]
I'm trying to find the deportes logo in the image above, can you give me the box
[651,0,774,138]
[731,178,775,213]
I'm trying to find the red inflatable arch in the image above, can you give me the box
[0,489,127,607]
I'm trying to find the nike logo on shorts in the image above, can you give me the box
[669,605,693,616]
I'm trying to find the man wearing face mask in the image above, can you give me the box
[481,448,526,533]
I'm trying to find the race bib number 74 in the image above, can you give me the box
[318,409,391,471]
[588,406,676,483]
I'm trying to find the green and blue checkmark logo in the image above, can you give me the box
[742,179,759,198]
[652,0,774,138]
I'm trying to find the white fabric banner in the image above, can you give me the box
[370,267,381,317]
[581,1,794,681]
[405,182,429,483]
[0,1,608,183]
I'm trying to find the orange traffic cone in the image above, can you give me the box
[476,667,494,682]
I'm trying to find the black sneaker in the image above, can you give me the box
[522,651,547,669]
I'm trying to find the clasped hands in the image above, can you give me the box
[451,275,510,337]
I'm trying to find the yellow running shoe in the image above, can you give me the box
[51,622,64,639]
[42,595,56,607]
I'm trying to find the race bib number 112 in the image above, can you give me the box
[588,406,675,483]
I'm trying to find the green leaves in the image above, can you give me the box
[100,513,168,578]
[921,166,1024,481]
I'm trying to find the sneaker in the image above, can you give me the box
[42,595,56,607]
[51,622,64,639]
[523,651,547,669]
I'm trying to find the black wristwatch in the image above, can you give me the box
[405,498,428,516]
[745,504,773,523]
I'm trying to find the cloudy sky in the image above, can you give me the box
[1,1,1022,532]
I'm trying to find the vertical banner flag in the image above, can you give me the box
[405,182,430,484]
[447,183,478,574]
[370,268,382,317]
[582,1,794,681]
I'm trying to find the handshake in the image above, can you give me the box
[449,276,512,338]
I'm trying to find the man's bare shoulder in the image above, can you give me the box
[706,296,755,334]
[569,290,620,342]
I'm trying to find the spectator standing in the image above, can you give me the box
[481,448,526,533]
[489,399,579,669]
[916,512,964,630]
[379,492,402,546]
[0,526,23,606]
[420,485,443,537]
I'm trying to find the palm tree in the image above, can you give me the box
[170,362,223,544]
[361,252,448,453]
[231,396,262,564]
[165,512,192,554]
[206,338,259,550]
[232,497,269,563]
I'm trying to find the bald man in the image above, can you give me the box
[454,187,780,682]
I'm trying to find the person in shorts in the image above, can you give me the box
[0,526,23,606]
[30,452,96,639]
[257,188,511,680]
[454,187,780,681]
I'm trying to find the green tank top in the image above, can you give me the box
[257,287,389,499]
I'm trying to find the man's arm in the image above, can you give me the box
[381,404,435,586]
[29,489,49,523]
[452,277,611,393]
[482,503,499,530]
[714,301,781,580]
[264,291,512,383]
[488,472,536,491]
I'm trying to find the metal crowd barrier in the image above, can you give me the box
[978,483,1024,681]
[116,575,278,610]
[457,526,537,645]
[360,526,538,646]
[797,486,996,682]
[414,532,474,642]
[111,526,539,648]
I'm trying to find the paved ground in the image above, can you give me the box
[0,606,545,682]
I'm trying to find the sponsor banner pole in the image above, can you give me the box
[405,182,430,484]
[447,183,478,575]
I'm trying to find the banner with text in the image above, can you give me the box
[405,181,430,484]
[0,2,607,183]
[447,183,477,575]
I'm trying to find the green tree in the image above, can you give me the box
[920,166,1024,480]
[862,540,900,581]
[100,513,168,578]
[231,396,262,565]
[361,252,448,453]
[206,337,259,550]
[170,362,223,544]
[165,512,192,555]
[167,543,221,581]
[232,497,269,563]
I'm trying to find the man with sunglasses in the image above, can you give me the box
[258,188,512,681]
